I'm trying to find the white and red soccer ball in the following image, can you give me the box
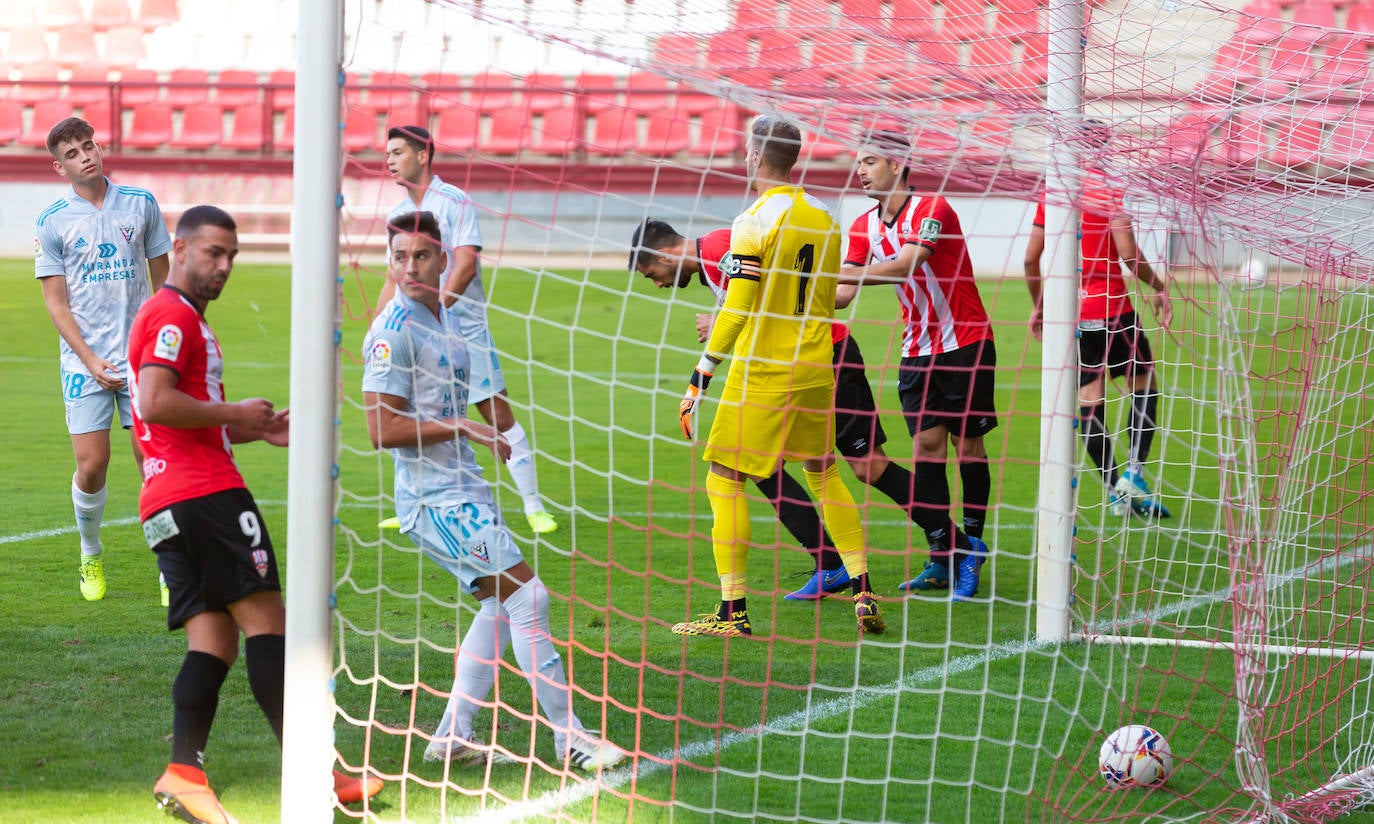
[1099,724,1173,789]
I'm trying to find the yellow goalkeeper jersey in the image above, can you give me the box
[713,184,841,391]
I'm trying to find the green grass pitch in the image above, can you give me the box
[1,256,1370,823]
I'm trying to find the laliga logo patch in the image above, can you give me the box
[120,225,136,244]
[33,237,42,261]
[251,549,270,578]
[917,217,942,243]
[154,324,183,361]
[367,340,392,376]
[470,542,489,564]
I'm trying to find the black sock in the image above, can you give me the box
[1079,403,1118,487]
[912,461,955,561]
[1129,388,1159,465]
[755,470,842,571]
[959,460,990,540]
[871,461,916,512]
[849,572,873,594]
[245,633,286,744]
[719,598,748,619]
[171,651,230,768]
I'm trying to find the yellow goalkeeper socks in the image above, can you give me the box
[803,463,868,579]
[706,471,751,602]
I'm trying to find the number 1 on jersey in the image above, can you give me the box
[793,243,815,315]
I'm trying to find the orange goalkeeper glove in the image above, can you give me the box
[679,355,720,440]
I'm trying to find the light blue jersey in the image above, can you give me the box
[387,176,488,342]
[34,178,172,378]
[361,292,494,533]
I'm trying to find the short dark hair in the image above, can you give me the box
[176,205,237,237]
[387,124,433,164]
[865,129,912,183]
[387,210,443,247]
[750,116,802,172]
[628,219,684,271]
[46,117,95,157]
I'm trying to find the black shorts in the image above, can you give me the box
[1078,311,1155,387]
[897,339,999,437]
[832,335,887,458]
[143,487,281,631]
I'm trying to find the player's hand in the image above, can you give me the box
[695,313,713,343]
[1146,285,1174,328]
[464,421,511,464]
[679,356,719,440]
[262,407,290,447]
[1029,307,1044,342]
[84,356,125,391]
[234,398,277,437]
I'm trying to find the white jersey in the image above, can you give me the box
[361,292,495,533]
[34,178,172,377]
[387,176,488,342]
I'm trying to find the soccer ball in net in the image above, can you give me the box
[1098,724,1174,789]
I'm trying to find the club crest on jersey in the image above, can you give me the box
[470,542,489,564]
[251,549,270,578]
[367,340,392,376]
[120,225,136,244]
[154,324,183,361]
[720,253,741,278]
[918,218,942,242]
[33,237,42,261]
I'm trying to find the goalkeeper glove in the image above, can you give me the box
[680,354,720,440]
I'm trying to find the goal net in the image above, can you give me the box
[315,0,1374,821]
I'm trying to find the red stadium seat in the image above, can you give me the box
[124,102,173,149]
[484,106,529,155]
[705,31,753,72]
[1313,36,1370,90]
[421,72,463,109]
[992,0,1041,35]
[588,106,639,156]
[39,0,84,27]
[887,0,936,37]
[431,105,479,154]
[23,100,72,149]
[1325,109,1374,167]
[223,103,272,152]
[136,0,179,28]
[267,69,295,111]
[534,105,585,155]
[0,100,22,147]
[164,68,210,107]
[1162,112,1223,164]
[172,103,222,150]
[652,32,702,69]
[53,26,100,69]
[755,33,802,70]
[0,3,35,25]
[1346,5,1374,35]
[14,65,65,105]
[641,107,691,158]
[675,90,720,116]
[1016,33,1049,86]
[82,100,114,142]
[116,68,161,104]
[1267,112,1323,168]
[7,26,53,66]
[967,39,1017,87]
[1290,0,1336,30]
[800,130,847,162]
[940,0,991,38]
[626,72,675,111]
[364,71,416,113]
[688,104,744,158]
[522,72,569,112]
[576,73,619,114]
[104,25,148,66]
[382,105,427,135]
[838,0,885,26]
[89,0,133,29]
[213,70,261,107]
[343,107,378,153]
[1220,113,1267,165]
[1268,37,1317,85]
[733,0,778,29]
[470,71,517,111]
[809,34,854,69]
[65,67,113,106]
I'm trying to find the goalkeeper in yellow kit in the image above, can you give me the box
[673,116,884,638]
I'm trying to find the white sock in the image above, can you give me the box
[502,578,584,752]
[433,597,509,744]
[72,475,106,556]
[501,422,544,515]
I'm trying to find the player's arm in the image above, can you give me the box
[38,275,124,391]
[836,283,859,309]
[1024,223,1046,341]
[1111,216,1173,327]
[838,243,931,285]
[147,253,170,291]
[364,391,510,461]
[439,245,480,308]
[136,362,283,443]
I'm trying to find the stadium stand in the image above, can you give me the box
[39,0,84,28]
[21,100,71,149]
[13,64,64,105]
[7,26,54,66]
[164,69,211,107]
[105,24,149,65]
[136,0,181,29]
[124,101,174,149]
[1268,112,1324,169]
[173,103,223,150]
[432,105,480,154]
[268,69,295,110]
[212,69,261,107]
[116,68,162,104]
[485,107,529,155]
[589,106,639,156]
[65,67,114,106]
[90,0,135,29]
[222,102,273,152]
[0,100,21,147]
[53,27,100,70]
[522,73,570,113]
[533,105,584,155]
[576,73,620,114]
